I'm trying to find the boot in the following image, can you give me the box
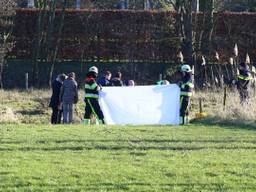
[96,119,104,125]
[179,116,184,125]
[83,119,90,125]
[184,116,190,125]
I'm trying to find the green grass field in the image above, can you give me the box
[0,122,256,192]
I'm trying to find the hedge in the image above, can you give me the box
[10,9,256,62]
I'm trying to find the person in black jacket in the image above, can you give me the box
[237,62,252,103]
[97,70,112,87]
[49,74,67,124]
[111,72,123,86]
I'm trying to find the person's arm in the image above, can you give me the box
[97,84,102,91]
[59,85,64,103]
[74,81,79,104]
[120,80,123,86]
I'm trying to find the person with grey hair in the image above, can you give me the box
[60,72,79,124]
[49,74,67,124]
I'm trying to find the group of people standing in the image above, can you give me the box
[49,72,78,124]
[97,70,135,87]
[48,61,252,126]
[49,68,136,125]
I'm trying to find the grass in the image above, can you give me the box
[0,89,256,191]
[0,123,256,191]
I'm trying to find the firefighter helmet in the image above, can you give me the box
[89,66,98,74]
[181,64,192,73]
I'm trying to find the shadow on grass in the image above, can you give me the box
[16,110,44,115]
[192,117,256,130]
[1,145,256,152]
[2,182,251,191]
[1,138,255,146]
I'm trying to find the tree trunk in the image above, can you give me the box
[0,55,4,89]
[192,0,199,12]
[0,0,16,89]
[182,1,195,65]
[200,0,214,55]
[48,0,67,88]
[32,0,47,87]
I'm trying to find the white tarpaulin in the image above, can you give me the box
[99,84,180,125]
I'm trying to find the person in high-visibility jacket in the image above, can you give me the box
[83,66,105,125]
[179,64,194,125]
[237,62,251,103]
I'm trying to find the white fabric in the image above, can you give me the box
[99,84,180,125]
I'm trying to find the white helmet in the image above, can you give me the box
[181,64,192,73]
[89,66,98,74]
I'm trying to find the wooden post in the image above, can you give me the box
[218,63,224,88]
[25,73,29,91]
[199,98,203,113]
[223,86,227,110]
[210,65,215,88]
[225,64,232,83]
[204,65,208,87]
[159,74,162,81]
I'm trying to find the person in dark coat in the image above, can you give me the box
[60,72,79,124]
[49,74,67,124]
[236,62,252,103]
[111,72,123,86]
[97,70,112,87]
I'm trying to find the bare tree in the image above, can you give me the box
[200,0,215,55]
[31,0,47,87]
[48,0,68,87]
[0,0,16,88]
[31,0,67,88]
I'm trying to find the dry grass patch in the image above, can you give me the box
[0,89,255,125]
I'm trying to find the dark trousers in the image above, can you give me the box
[237,79,250,103]
[84,98,104,121]
[51,107,62,124]
[239,89,249,103]
[180,96,190,124]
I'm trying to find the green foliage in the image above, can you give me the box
[0,123,256,191]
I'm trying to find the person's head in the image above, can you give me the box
[68,72,76,79]
[114,71,122,79]
[58,73,67,82]
[105,71,112,80]
[180,64,192,76]
[161,80,170,85]
[87,66,98,78]
[89,66,98,74]
[128,80,135,86]
[239,62,248,70]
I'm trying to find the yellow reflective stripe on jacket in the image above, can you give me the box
[184,82,194,88]
[85,83,98,90]
[181,82,194,89]
[85,93,99,99]
[238,75,251,81]
[180,92,192,97]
